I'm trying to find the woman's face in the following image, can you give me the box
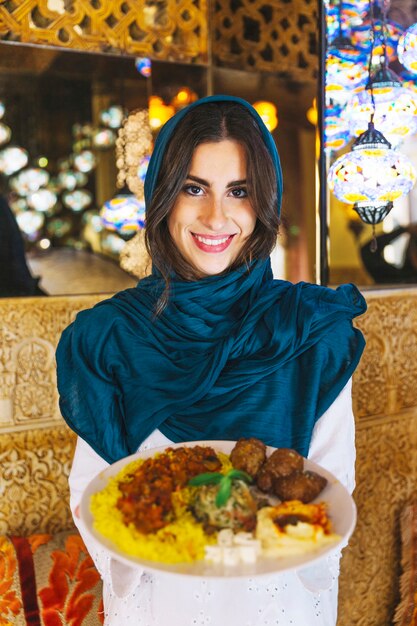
[167,140,257,277]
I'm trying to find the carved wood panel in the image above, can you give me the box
[0,0,208,63]
[212,0,318,81]
[0,295,104,433]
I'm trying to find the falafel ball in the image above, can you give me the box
[256,448,304,492]
[230,437,267,478]
[273,470,328,503]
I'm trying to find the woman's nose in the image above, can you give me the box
[200,198,228,231]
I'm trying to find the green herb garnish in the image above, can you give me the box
[188,469,253,507]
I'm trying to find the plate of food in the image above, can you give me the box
[80,439,356,579]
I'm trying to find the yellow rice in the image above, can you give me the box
[90,451,232,564]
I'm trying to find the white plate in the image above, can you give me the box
[80,440,356,579]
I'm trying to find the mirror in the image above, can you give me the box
[323,0,417,287]
[0,42,317,297]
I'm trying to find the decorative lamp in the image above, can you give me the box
[137,155,151,183]
[252,101,278,131]
[351,19,403,63]
[398,23,417,74]
[27,189,58,213]
[73,150,96,173]
[100,193,146,235]
[306,99,318,125]
[135,57,152,77]
[9,168,50,195]
[324,101,350,152]
[0,100,5,119]
[62,189,93,211]
[0,146,28,176]
[16,209,45,240]
[0,123,11,146]
[346,66,417,146]
[92,128,116,149]
[99,105,126,130]
[171,88,198,109]
[148,96,175,130]
[328,121,416,208]
[326,45,368,104]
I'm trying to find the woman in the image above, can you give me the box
[56,95,366,626]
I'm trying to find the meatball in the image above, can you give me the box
[230,437,267,478]
[256,448,303,492]
[273,470,328,504]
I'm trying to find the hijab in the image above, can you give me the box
[56,96,366,464]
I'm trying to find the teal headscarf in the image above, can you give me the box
[56,96,366,464]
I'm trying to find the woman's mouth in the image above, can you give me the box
[191,233,235,253]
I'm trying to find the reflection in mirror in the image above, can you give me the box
[0,44,207,297]
[0,42,318,297]
[324,0,417,287]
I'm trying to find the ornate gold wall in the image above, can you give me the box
[1,288,417,625]
[338,288,417,626]
[0,0,318,80]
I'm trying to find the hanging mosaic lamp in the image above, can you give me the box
[100,193,146,235]
[346,66,417,146]
[0,123,11,146]
[137,155,151,183]
[62,189,93,211]
[324,101,351,152]
[92,128,116,149]
[398,23,417,74]
[9,168,50,196]
[328,121,416,208]
[326,42,368,104]
[27,189,58,213]
[16,209,45,241]
[135,57,152,77]
[351,19,403,63]
[0,146,28,176]
[99,105,126,130]
[73,150,96,173]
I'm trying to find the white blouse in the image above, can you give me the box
[69,379,355,626]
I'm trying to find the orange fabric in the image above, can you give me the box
[38,535,101,626]
[0,532,103,626]
[29,535,53,555]
[0,536,23,625]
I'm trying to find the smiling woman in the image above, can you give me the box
[56,95,366,626]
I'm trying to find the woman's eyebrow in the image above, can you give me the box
[186,174,247,188]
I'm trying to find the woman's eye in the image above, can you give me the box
[230,187,248,198]
[184,184,203,196]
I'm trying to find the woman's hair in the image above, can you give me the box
[145,101,280,310]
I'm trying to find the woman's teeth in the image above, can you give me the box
[194,235,231,246]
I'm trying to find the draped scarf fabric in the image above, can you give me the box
[56,259,366,464]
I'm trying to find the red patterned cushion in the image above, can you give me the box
[0,531,103,625]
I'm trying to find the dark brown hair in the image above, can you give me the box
[145,101,280,310]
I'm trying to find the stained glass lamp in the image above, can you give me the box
[345,67,417,146]
[100,194,146,235]
[326,43,368,105]
[328,122,416,209]
[398,23,417,74]
[324,102,351,152]
[135,57,152,77]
